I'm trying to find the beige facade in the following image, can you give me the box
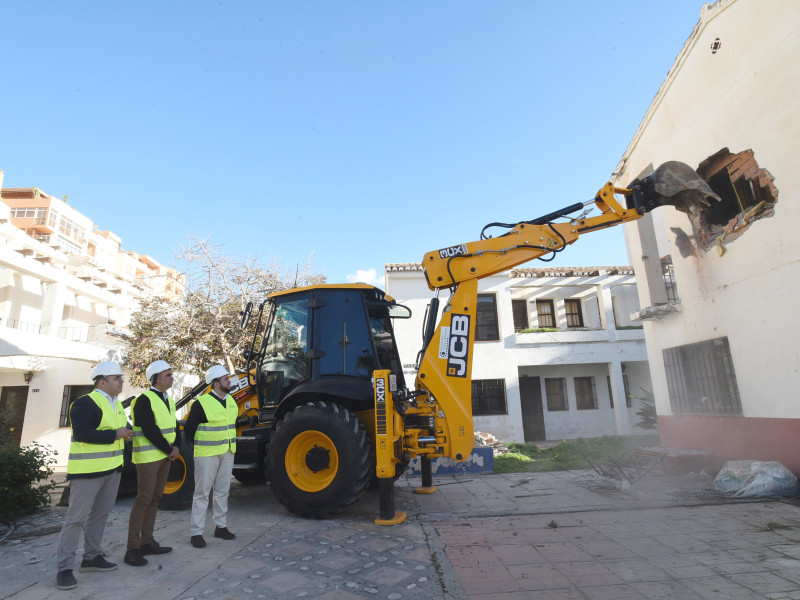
[0,173,189,464]
[615,0,800,469]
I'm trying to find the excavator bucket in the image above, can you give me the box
[627,161,721,216]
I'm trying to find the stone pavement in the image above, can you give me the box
[2,468,800,599]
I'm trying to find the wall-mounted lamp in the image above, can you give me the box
[23,371,34,384]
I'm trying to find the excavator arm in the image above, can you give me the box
[373,161,719,524]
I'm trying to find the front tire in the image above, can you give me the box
[269,401,374,518]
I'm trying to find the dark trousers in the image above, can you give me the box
[126,457,171,550]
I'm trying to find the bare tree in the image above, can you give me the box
[125,235,325,388]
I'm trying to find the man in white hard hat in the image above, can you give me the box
[184,364,238,548]
[124,360,180,567]
[56,361,132,590]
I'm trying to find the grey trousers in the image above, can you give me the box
[190,451,234,536]
[56,471,121,572]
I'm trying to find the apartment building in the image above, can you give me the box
[0,172,188,465]
[385,263,653,444]
[614,0,800,469]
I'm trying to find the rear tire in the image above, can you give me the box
[158,438,195,510]
[269,401,374,518]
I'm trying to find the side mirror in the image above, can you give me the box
[240,301,253,328]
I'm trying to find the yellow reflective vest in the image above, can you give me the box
[131,390,177,464]
[193,393,237,457]
[67,390,127,475]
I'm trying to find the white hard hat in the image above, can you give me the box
[92,361,122,379]
[205,364,230,384]
[146,360,172,380]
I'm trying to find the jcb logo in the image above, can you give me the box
[446,314,470,377]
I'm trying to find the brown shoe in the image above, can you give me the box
[213,526,235,540]
[190,535,206,548]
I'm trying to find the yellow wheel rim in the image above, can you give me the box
[285,430,339,492]
[163,455,187,495]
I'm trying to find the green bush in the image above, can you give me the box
[0,441,58,523]
[494,435,662,475]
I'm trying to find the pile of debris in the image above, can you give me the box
[474,431,509,454]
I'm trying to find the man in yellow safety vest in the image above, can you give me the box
[184,364,238,548]
[56,361,133,590]
[124,360,180,567]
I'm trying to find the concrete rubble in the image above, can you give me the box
[3,467,800,599]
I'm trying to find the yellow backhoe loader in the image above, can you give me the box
[152,161,718,523]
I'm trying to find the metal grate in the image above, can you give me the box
[472,378,507,415]
[663,337,742,414]
[661,255,679,303]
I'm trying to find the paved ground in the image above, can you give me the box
[3,467,800,599]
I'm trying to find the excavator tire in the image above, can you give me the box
[269,400,374,519]
[158,438,195,510]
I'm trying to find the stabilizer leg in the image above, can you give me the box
[414,456,438,494]
[374,478,407,526]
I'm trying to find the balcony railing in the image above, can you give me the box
[1,317,46,334]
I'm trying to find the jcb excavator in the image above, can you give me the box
[156,161,718,524]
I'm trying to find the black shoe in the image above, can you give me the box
[79,554,118,572]
[56,569,77,590]
[214,526,236,540]
[140,540,172,555]
[123,549,148,567]
[190,535,207,548]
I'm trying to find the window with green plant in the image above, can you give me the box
[565,299,584,328]
[536,299,556,328]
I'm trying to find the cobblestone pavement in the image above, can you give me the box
[3,469,800,599]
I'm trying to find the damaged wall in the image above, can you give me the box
[614,0,800,469]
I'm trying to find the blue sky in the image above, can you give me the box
[1,1,705,287]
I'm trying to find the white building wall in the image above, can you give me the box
[386,266,653,444]
[614,0,800,468]
[0,183,189,464]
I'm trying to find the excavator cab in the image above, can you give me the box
[251,284,410,423]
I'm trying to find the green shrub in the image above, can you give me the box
[506,442,541,458]
[494,435,662,475]
[0,442,58,523]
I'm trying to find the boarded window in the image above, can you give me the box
[536,300,556,328]
[476,295,500,341]
[512,299,529,332]
[472,379,507,415]
[663,337,742,415]
[574,377,597,410]
[545,378,568,411]
[59,385,94,427]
